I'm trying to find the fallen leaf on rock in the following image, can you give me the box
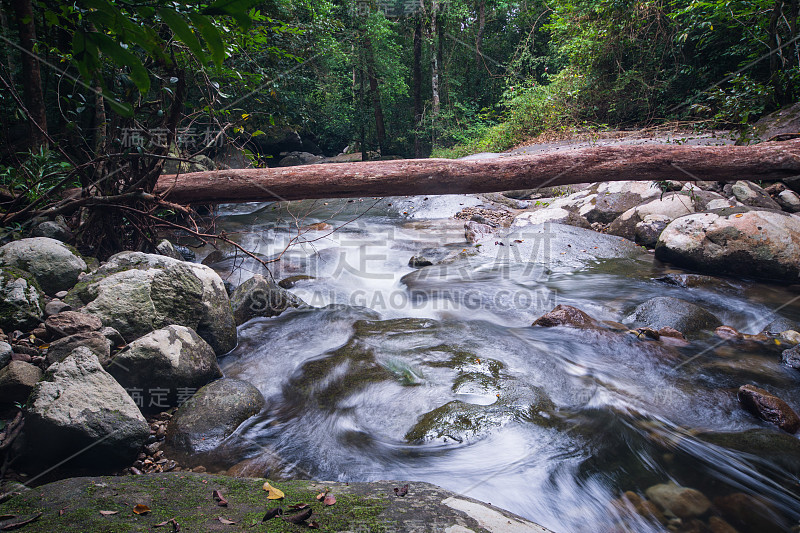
[0,513,42,530]
[262,482,285,500]
[132,504,151,515]
[735,213,743,218]
[212,490,228,507]
[262,508,283,522]
[394,484,409,497]
[217,517,237,525]
[323,494,336,506]
[288,503,309,510]
[282,507,313,525]
[99,510,118,516]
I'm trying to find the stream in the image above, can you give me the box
[199,195,800,532]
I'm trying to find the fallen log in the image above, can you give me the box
[156,139,800,204]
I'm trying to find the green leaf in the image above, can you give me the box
[201,0,259,29]
[91,33,150,93]
[188,13,225,68]
[158,8,206,64]
[101,89,133,118]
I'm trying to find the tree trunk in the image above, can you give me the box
[413,15,423,158]
[476,0,485,67]
[430,0,440,117]
[12,0,47,147]
[364,36,386,155]
[0,3,15,86]
[155,140,800,204]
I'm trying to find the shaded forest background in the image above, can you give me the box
[0,0,798,256]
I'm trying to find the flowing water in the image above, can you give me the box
[198,196,800,532]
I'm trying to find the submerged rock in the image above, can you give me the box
[532,305,598,329]
[67,252,236,354]
[644,482,710,519]
[655,210,800,282]
[25,347,149,467]
[781,345,800,370]
[737,384,800,433]
[164,378,265,466]
[0,237,86,294]
[108,325,222,410]
[230,274,306,325]
[625,297,721,336]
[0,267,44,331]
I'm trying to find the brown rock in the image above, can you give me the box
[715,326,744,341]
[45,311,102,339]
[708,516,739,533]
[11,352,31,363]
[713,493,784,533]
[737,384,800,433]
[0,361,43,403]
[645,482,710,519]
[45,331,111,366]
[532,305,598,329]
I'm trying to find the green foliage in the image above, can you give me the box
[0,148,75,203]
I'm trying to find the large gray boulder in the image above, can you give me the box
[66,252,236,354]
[577,181,662,224]
[164,378,265,466]
[0,267,44,331]
[607,192,697,240]
[45,331,112,367]
[107,325,222,410]
[0,237,86,294]
[727,180,781,210]
[230,274,306,325]
[25,347,149,467]
[0,361,42,404]
[655,209,800,282]
[626,296,721,336]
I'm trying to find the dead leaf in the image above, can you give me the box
[288,503,309,510]
[394,484,409,497]
[282,507,312,525]
[99,510,118,516]
[315,489,329,501]
[323,494,336,506]
[308,521,320,529]
[262,508,283,522]
[0,513,41,530]
[132,504,151,515]
[217,517,237,525]
[212,490,228,507]
[262,482,285,500]
[153,518,180,531]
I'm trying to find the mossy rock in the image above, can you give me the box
[0,266,44,331]
[0,473,552,532]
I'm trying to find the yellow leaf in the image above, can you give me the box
[132,504,151,515]
[735,214,743,218]
[263,482,285,500]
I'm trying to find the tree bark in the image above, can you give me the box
[476,0,485,67]
[430,0,440,117]
[364,36,386,154]
[0,3,15,86]
[413,15,423,158]
[155,140,800,205]
[12,0,47,147]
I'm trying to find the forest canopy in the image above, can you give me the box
[0,0,798,254]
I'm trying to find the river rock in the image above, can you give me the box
[464,221,495,243]
[655,209,800,282]
[43,299,70,317]
[25,347,150,466]
[760,317,799,336]
[278,151,324,166]
[626,297,721,336]
[781,346,800,370]
[578,181,662,224]
[512,208,590,229]
[635,215,671,248]
[737,384,800,433]
[31,220,73,243]
[45,331,111,366]
[532,305,598,329]
[45,310,102,339]
[741,100,800,144]
[67,252,236,354]
[776,189,800,213]
[108,325,222,410]
[0,342,11,368]
[0,237,86,294]
[726,180,781,210]
[164,378,265,466]
[607,192,697,240]
[0,267,44,331]
[644,482,710,519]
[230,274,306,325]
[0,361,42,404]
[156,239,184,260]
[714,492,785,533]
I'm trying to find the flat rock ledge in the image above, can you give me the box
[0,473,551,532]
